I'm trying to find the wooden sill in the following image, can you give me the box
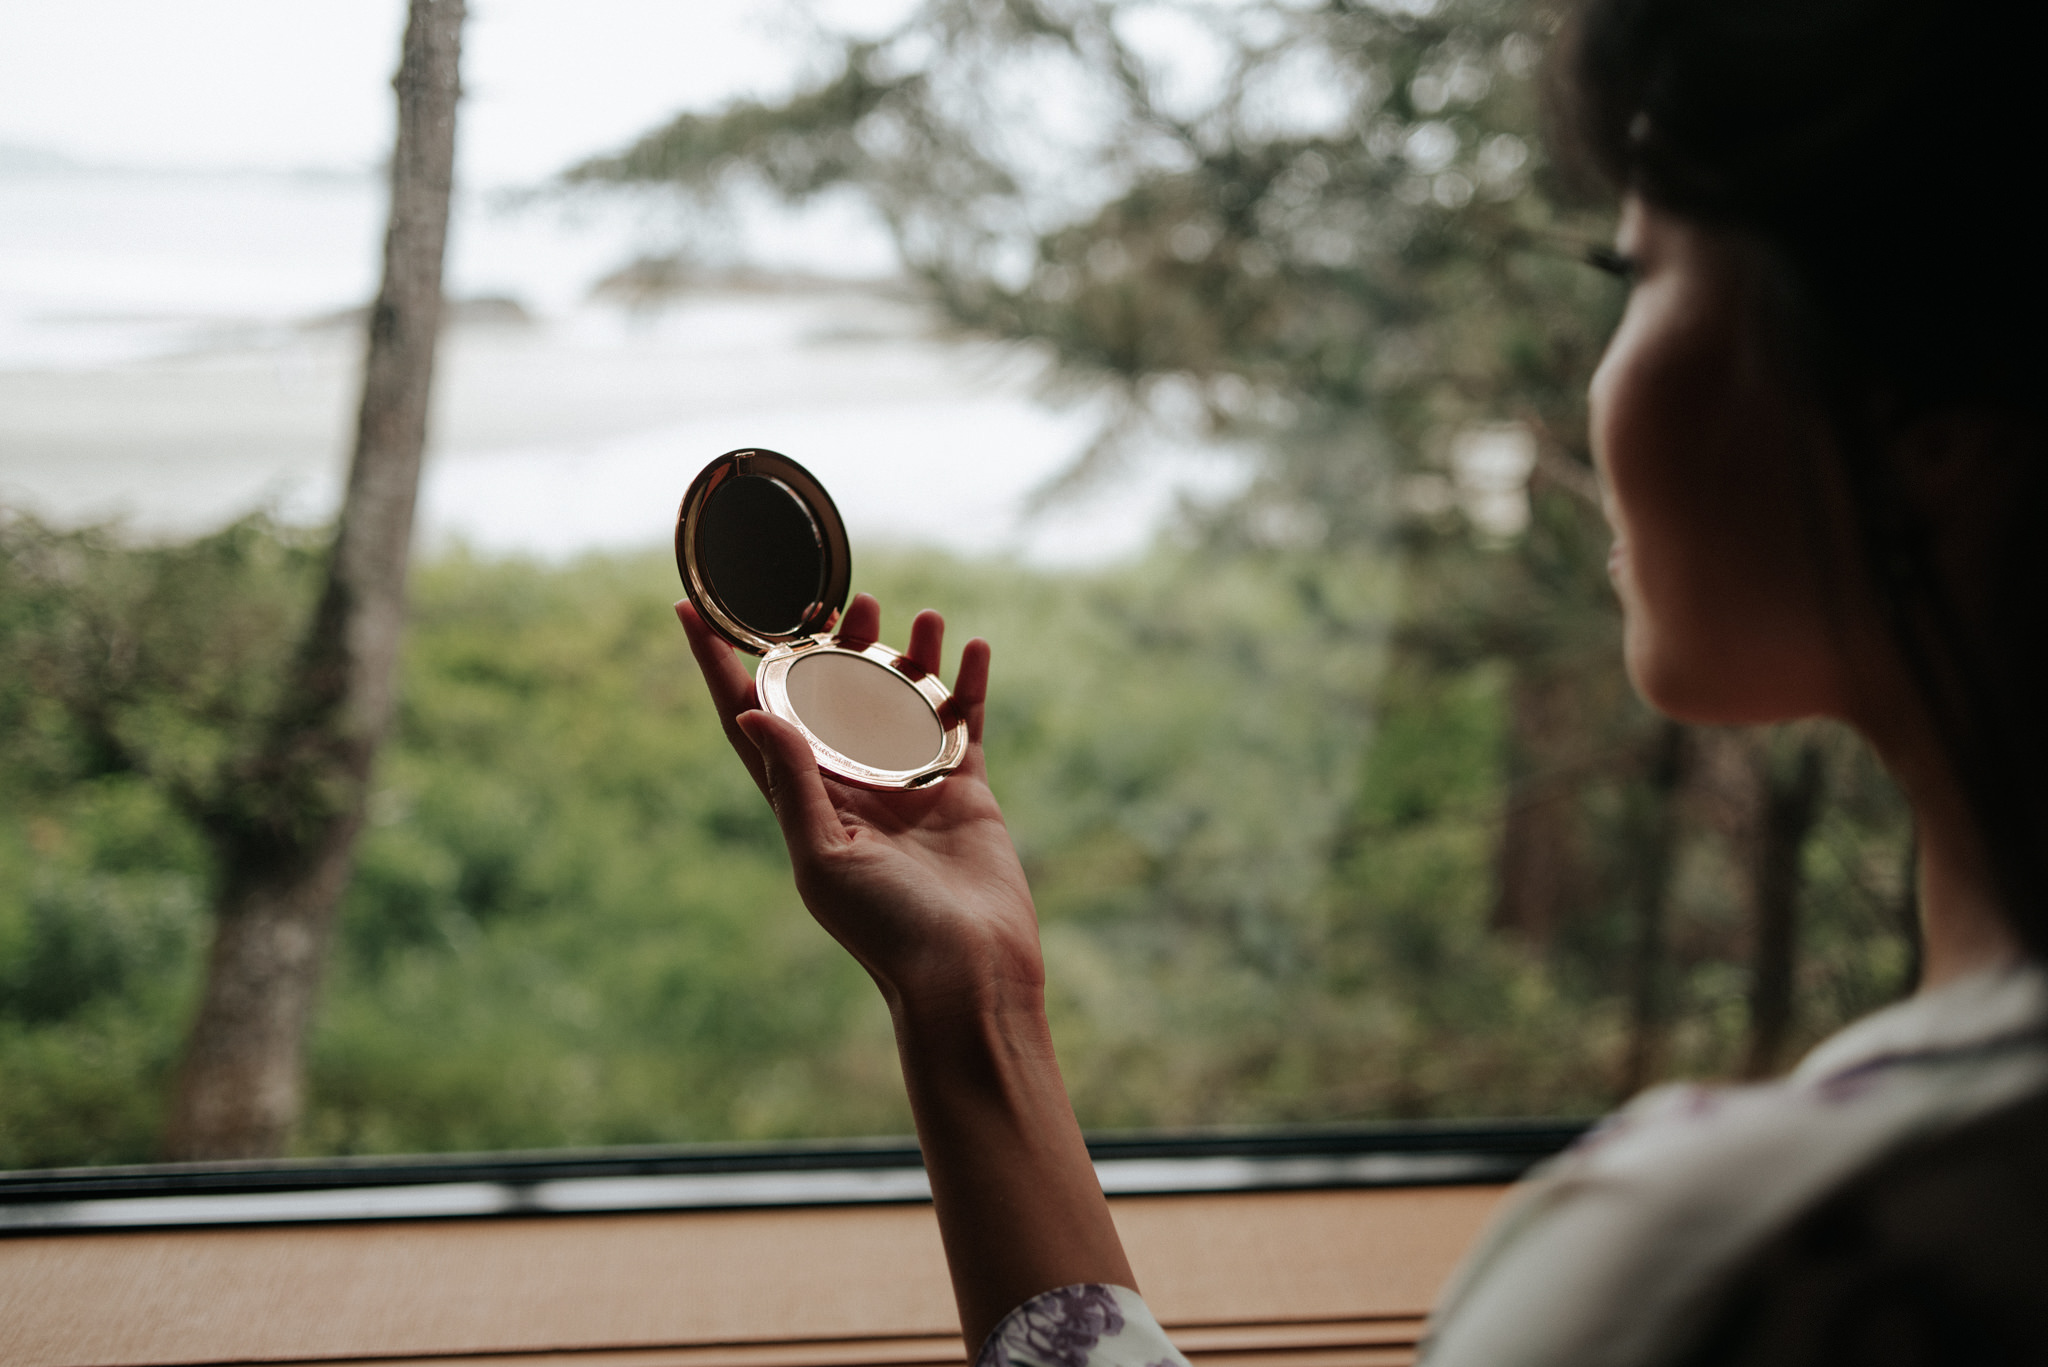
[0,1185,1508,1367]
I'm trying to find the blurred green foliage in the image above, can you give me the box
[2,515,1912,1166]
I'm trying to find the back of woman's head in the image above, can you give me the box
[1560,0,2048,957]
[1565,0,2046,407]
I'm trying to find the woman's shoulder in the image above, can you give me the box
[1422,963,2048,1367]
[1683,1083,2048,1366]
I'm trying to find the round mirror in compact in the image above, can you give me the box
[676,449,968,790]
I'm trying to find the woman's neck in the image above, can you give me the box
[1845,619,2025,990]
[1914,799,2024,988]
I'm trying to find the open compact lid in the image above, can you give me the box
[676,449,852,655]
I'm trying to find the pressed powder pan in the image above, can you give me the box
[677,448,968,790]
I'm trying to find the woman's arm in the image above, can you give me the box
[679,596,1136,1355]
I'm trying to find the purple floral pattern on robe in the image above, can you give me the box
[977,1284,1188,1367]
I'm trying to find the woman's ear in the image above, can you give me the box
[1888,408,2039,517]
[1882,407,2045,645]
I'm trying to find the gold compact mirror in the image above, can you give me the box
[677,448,968,791]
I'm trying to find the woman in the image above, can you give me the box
[678,0,2048,1360]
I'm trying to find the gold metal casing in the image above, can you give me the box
[676,449,849,655]
[755,639,967,791]
[675,448,966,792]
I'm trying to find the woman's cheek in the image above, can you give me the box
[1589,294,1745,714]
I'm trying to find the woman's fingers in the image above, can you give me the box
[907,609,945,677]
[676,600,769,792]
[677,600,757,714]
[954,637,990,744]
[737,710,847,859]
[838,593,882,649]
[686,592,983,798]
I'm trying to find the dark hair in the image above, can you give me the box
[1559,0,2048,959]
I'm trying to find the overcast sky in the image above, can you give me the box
[0,0,917,184]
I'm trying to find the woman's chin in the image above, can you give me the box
[1625,627,1737,724]
[1623,637,1680,718]
[1625,630,1832,727]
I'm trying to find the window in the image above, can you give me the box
[0,0,1914,1175]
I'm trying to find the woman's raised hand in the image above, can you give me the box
[675,593,1043,1015]
[681,593,1135,1348]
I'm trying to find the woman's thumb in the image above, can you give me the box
[735,710,841,851]
[736,708,773,762]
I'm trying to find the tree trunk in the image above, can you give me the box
[1741,736,1826,1079]
[1618,719,1687,1099]
[162,0,465,1160]
[1493,668,1592,945]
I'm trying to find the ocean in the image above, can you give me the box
[0,165,1244,565]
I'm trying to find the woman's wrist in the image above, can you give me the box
[886,958,1054,1074]
[870,914,1049,1034]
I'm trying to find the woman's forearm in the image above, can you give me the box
[890,978,1137,1358]
[683,601,1121,1353]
